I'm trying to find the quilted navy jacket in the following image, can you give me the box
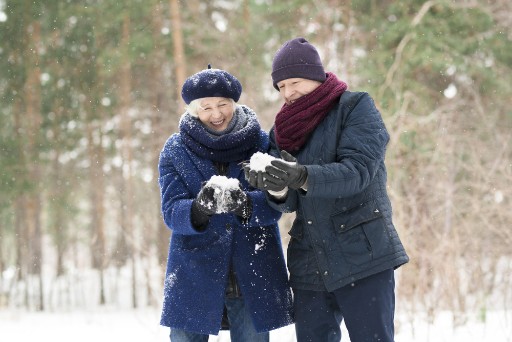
[268,91,409,292]
[158,129,293,335]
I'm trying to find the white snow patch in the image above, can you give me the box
[249,152,276,171]
[165,272,177,289]
[206,175,240,190]
[254,233,268,254]
[444,83,457,99]
[2,308,510,341]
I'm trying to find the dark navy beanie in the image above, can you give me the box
[181,65,242,104]
[271,37,326,90]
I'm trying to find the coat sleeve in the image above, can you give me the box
[305,93,390,199]
[158,138,206,235]
[265,127,299,213]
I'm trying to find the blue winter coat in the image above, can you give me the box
[268,91,409,292]
[158,127,293,335]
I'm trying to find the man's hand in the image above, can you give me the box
[245,165,287,192]
[265,150,308,190]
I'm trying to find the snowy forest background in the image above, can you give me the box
[1,0,511,340]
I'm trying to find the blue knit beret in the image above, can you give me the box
[181,65,243,104]
[271,37,326,90]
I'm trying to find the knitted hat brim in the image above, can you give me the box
[272,64,326,90]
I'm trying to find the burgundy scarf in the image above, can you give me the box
[274,72,348,152]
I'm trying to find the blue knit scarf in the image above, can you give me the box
[179,105,261,163]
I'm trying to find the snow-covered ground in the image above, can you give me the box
[2,236,511,341]
[1,307,511,341]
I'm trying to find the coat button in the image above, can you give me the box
[323,271,329,276]
[226,223,232,231]
[340,224,345,229]
[307,220,313,225]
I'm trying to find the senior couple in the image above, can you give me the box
[157,37,409,342]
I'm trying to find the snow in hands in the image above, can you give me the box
[248,152,276,171]
[204,175,241,213]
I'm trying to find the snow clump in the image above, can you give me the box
[205,175,241,213]
[249,152,276,172]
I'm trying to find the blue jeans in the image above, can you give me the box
[170,297,269,342]
[294,269,396,342]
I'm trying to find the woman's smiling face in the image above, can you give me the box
[197,97,235,131]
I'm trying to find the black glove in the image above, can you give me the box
[224,186,252,219]
[192,183,218,216]
[243,162,287,192]
[243,163,266,190]
[265,150,308,190]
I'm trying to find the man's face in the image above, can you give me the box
[276,78,322,105]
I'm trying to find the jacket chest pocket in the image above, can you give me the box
[331,203,389,266]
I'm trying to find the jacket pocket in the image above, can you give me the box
[330,202,385,266]
[174,230,223,252]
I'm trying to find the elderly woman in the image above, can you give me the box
[158,65,293,341]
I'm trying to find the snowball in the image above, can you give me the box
[249,152,276,172]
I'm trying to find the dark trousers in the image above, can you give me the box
[293,269,395,342]
[170,297,269,342]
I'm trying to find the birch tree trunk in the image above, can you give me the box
[170,0,186,102]
[24,19,44,311]
[86,110,106,305]
[149,2,171,305]
[119,12,138,309]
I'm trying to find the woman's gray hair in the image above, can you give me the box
[185,98,236,117]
